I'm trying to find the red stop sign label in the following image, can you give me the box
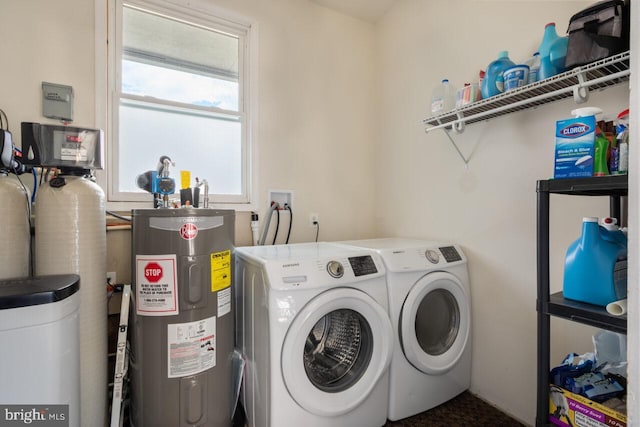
[144,262,163,283]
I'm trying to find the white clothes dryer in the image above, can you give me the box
[337,238,472,421]
[235,243,394,427]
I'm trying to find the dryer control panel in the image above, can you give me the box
[377,244,466,273]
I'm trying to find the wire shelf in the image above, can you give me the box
[424,51,630,133]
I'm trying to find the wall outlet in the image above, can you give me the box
[107,271,117,285]
[310,213,319,226]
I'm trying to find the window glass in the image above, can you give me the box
[118,100,242,194]
[122,60,239,110]
[110,2,249,203]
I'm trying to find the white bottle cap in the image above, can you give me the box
[571,107,602,117]
[600,217,619,230]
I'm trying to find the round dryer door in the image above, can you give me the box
[400,271,470,375]
[281,287,393,417]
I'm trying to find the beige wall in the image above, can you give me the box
[0,0,96,127]
[1,0,378,245]
[375,0,630,423]
[2,0,635,425]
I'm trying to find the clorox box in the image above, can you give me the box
[554,115,597,178]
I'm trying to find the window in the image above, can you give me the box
[106,0,253,205]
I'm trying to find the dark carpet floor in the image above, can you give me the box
[385,391,527,427]
[229,391,526,427]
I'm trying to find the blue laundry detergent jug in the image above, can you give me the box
[563,217,627,307]
[481,51,515,99]
[537,22,569,80]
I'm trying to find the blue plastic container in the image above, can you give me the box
[550,36,569,74]
[563,217,627,306]
[538,22,568,80]
[502,65,529,91]
[481,51,515,99]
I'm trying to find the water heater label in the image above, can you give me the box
[136,255,179,316]
[218,287,231,317]
[167,316,216,378]
[210,250,231,292]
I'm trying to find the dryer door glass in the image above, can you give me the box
[303,309,373,393]
[415,289,460,356]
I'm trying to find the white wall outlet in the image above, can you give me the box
[310,213,319,227]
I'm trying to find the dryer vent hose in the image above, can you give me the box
[258,202,279,245]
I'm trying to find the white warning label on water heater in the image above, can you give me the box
[167,316,216,378]
[136,254,179,316]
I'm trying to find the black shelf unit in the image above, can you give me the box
[536,175,628,427]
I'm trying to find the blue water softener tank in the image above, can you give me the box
[563,217,627,306]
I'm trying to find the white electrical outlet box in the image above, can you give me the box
[268,190,293,209]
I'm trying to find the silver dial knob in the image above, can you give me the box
[425,249,440,264]
[326,260,344,278]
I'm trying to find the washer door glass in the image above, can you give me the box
[415,289,460,356]
[304,309,373,393]
[400,272,470,375]
[281,288,393,417]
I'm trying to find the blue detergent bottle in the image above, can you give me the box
[480,51,515,99]
[538,23,560,79]
[599,217,628,248]
[563,217,627,306]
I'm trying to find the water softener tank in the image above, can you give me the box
[130,208,235,427]
[563,217,627,307]
[0,274,80,427]
[0,172,30,279]
[35,174,107,426]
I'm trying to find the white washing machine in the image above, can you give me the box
[337,238,472,421]
[235,242,394,427]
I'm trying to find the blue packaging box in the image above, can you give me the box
[554,116,596,179]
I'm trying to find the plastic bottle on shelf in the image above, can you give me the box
[525,52,541,84]
[430,79,456,115]
[616,109,629,174]
[550,36,569,74]
[563,217,627,307]
[593,123,610,176]
[480,51,515,99]
[538,22,564,80]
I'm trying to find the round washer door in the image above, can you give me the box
[400,271,470,375]
[281,287,393,417]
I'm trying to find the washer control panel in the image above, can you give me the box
[262,254,384,289]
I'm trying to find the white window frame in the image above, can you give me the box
[95,0,258,211]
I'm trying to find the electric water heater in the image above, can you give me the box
[130,208,235,427]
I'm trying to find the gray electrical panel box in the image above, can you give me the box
[42,82,73,121]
